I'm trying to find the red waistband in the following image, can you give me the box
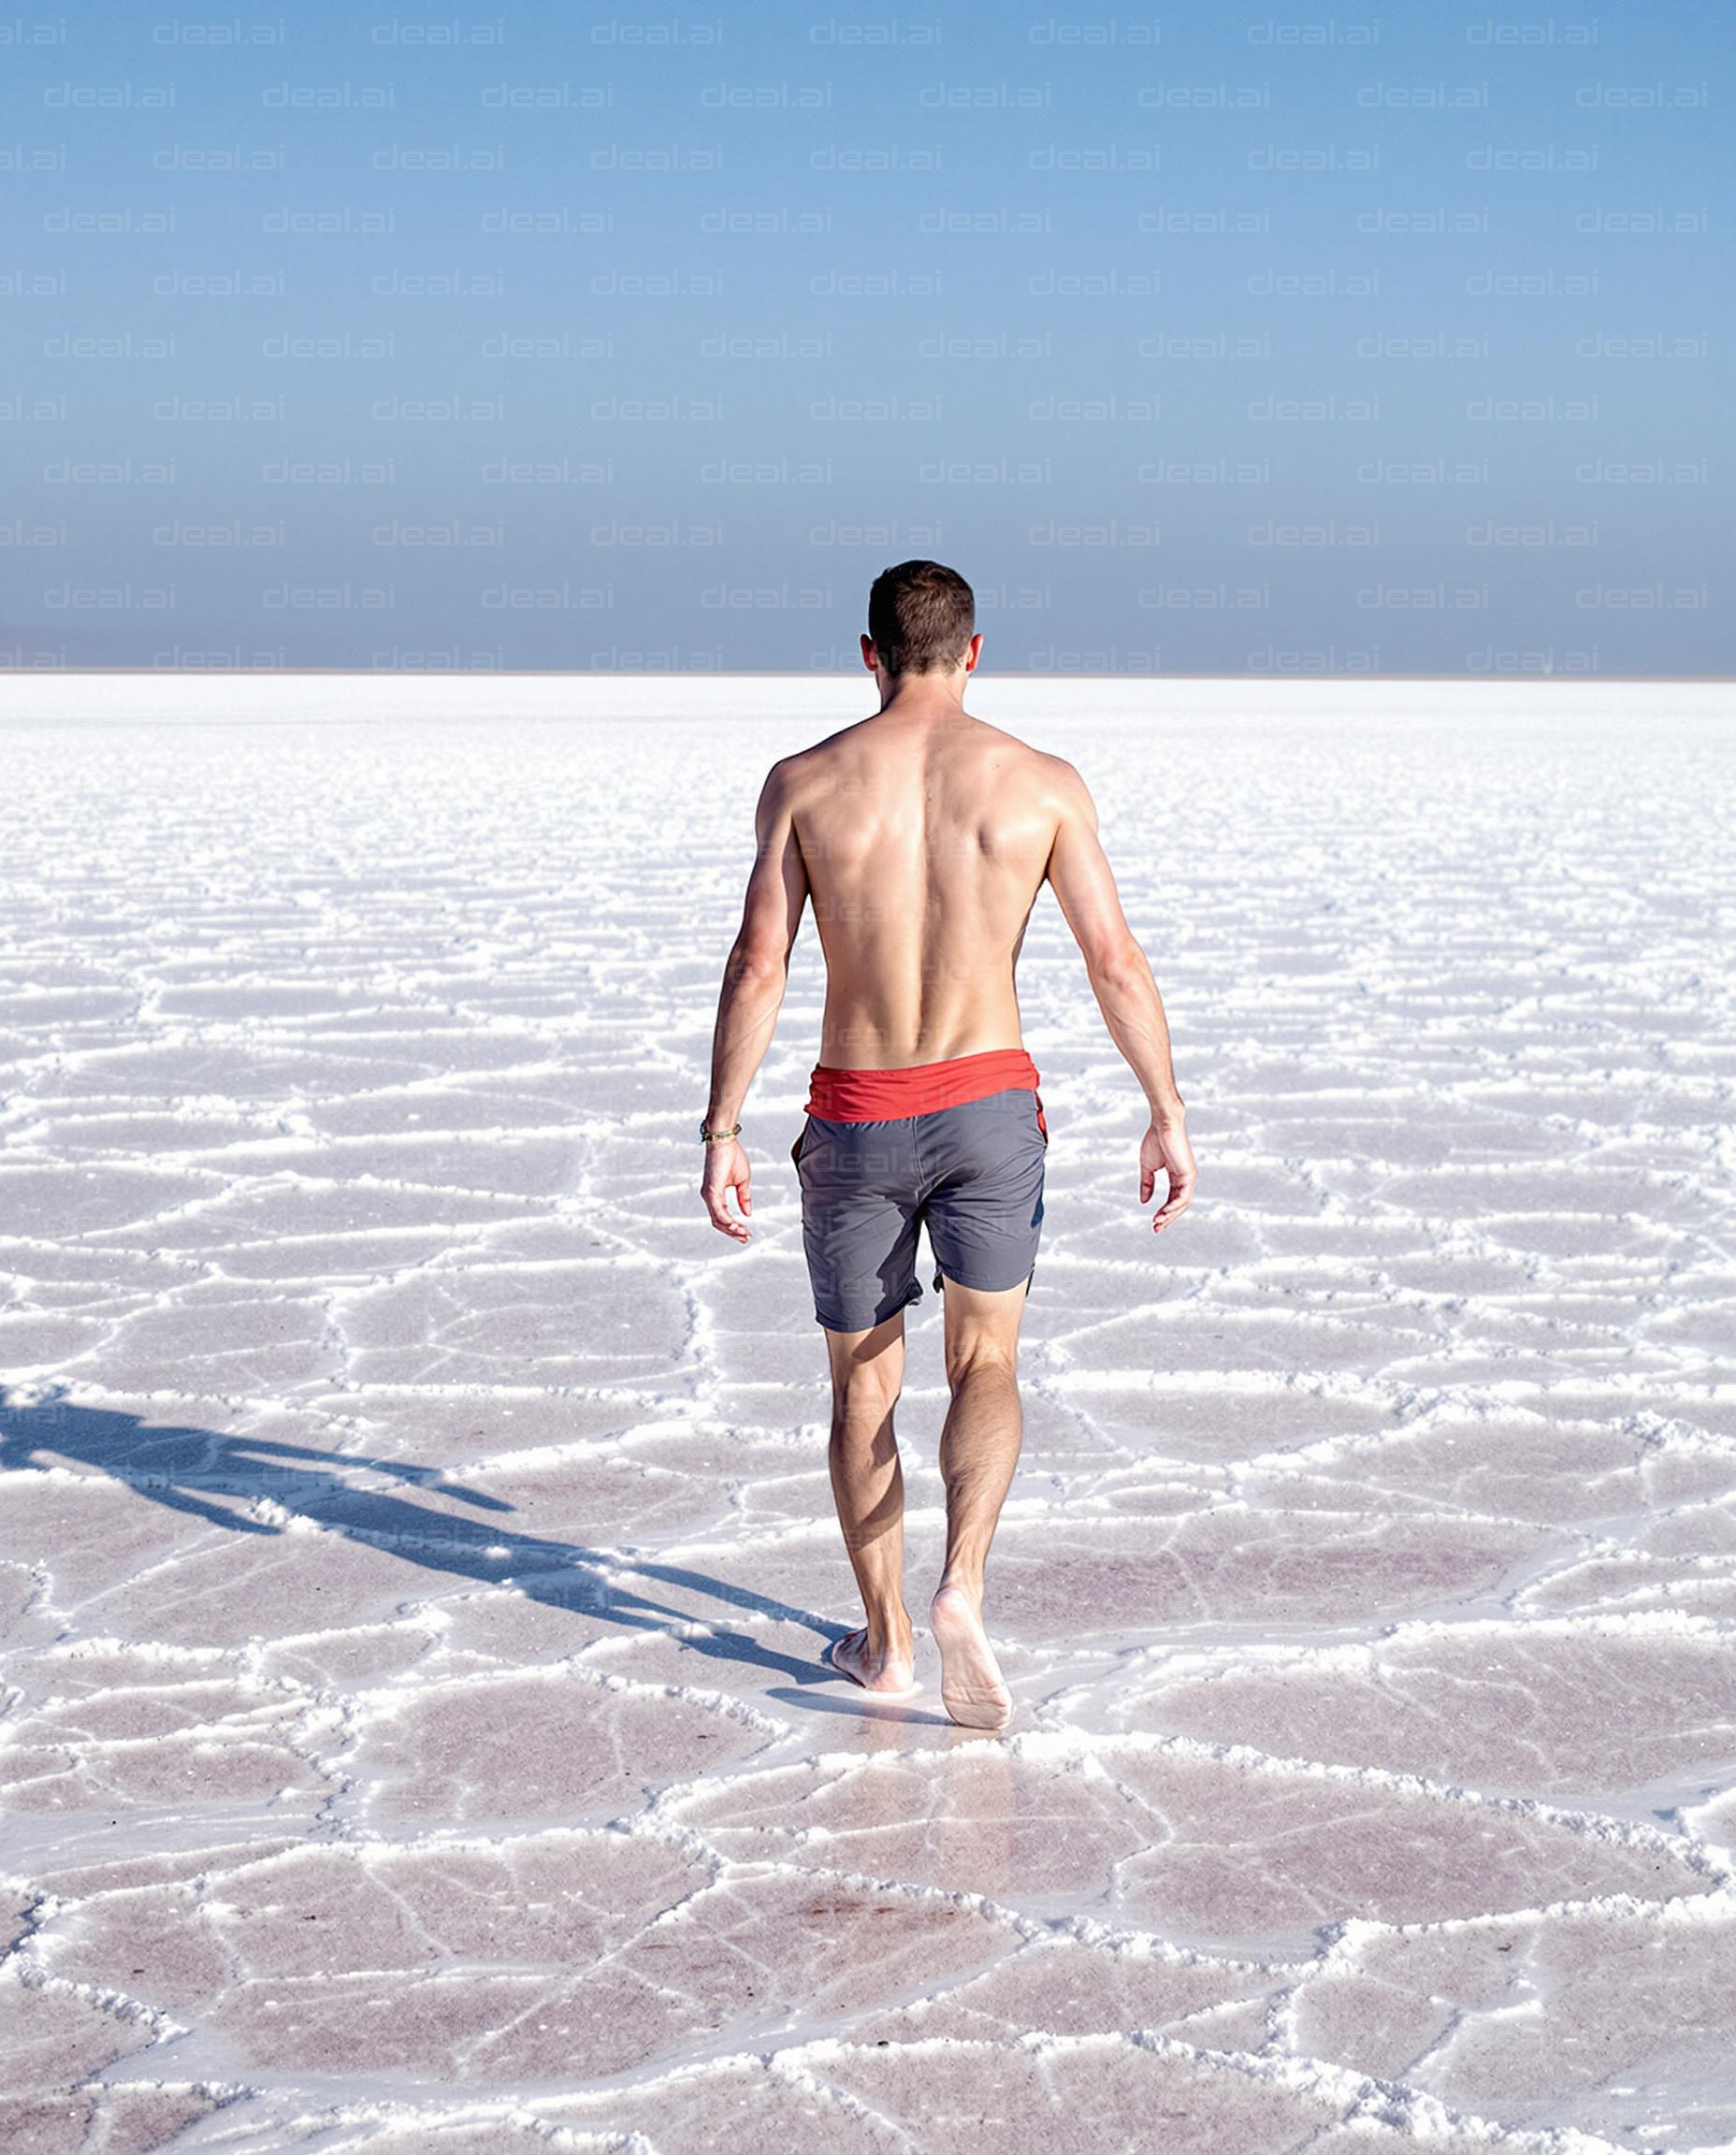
[805,1048,1041,1122]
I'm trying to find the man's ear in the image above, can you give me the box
[861,634,877,671]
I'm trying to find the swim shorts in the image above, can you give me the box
[790,1048,1049,1334]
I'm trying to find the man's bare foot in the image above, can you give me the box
[929,1583,1011,1731]
[826,1626,920,1700]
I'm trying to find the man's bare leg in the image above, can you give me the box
[932,1276,1028,1730]
[821,1309,918,1695]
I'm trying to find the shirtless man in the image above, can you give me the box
[700,560,1194,1732]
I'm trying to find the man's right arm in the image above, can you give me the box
[1042,758,1195,1231]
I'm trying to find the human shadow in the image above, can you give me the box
[0,1384,847,1692]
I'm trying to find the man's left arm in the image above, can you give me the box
[701,758,809,1242]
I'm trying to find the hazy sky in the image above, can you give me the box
[6,0,1729,673]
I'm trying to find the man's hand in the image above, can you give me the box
[1139,1116,1195,1235]
[702,1136,753,1243]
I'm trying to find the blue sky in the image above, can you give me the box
[5,0,1729,672]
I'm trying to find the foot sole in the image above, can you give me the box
[825,1627,921,1701]
[930,1588,1011,1731]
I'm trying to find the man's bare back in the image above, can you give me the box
[785,706,1063,1070]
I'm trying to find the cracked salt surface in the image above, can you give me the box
[2,674,1734,2153]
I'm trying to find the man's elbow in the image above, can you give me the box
[729,942,788,984]
[1086,934,1148,988]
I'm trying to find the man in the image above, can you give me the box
[701,561,1194,1732]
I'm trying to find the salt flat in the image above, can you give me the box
[1,674,1733,2154]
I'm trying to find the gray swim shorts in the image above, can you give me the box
[791,1086,1048,1334]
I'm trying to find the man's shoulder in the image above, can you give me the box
[987,731,1081,800]
[760,739,830,790]
[952,713,1077,786]
[777,717,870,774]
[759,734,858,828]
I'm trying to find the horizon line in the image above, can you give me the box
[6,669,1735,685]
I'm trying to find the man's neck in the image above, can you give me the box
[874,673,972,719]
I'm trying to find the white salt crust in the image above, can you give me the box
[1,678,1733,2152]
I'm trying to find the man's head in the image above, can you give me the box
[863,559,979,683]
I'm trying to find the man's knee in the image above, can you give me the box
[939,1276,1029,1388]
[833,1367,900,1416]
[830,1344,903,1429]
[944,1331,1020,1394]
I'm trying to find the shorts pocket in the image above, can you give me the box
[790,1116,812,1170]
[1034,1091,1049,1146]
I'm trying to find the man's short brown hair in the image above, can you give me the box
[867,559,976,676]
